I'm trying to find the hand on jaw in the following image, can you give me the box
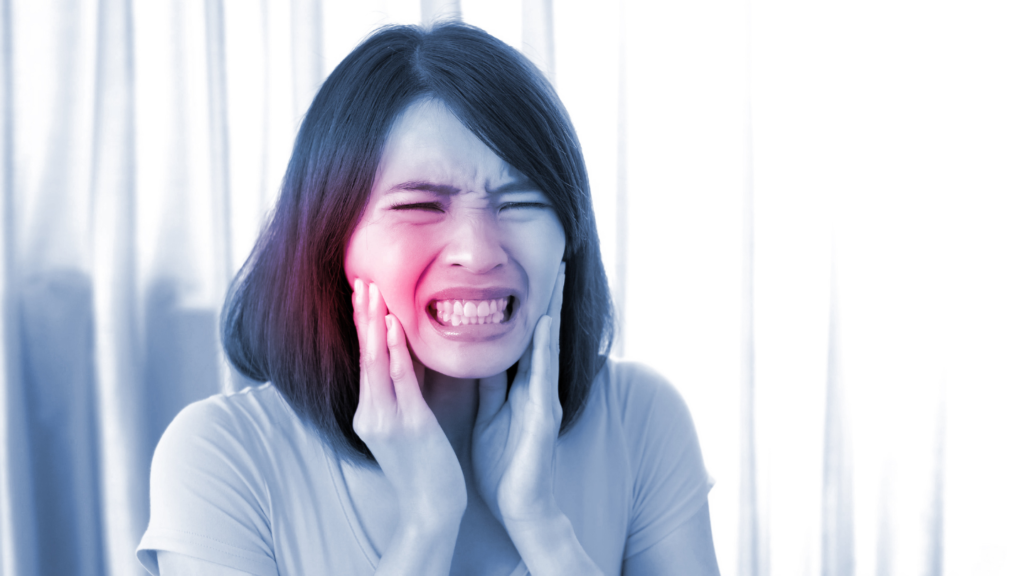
[352,264,602,575]
[351,279,466,575]
[472,261,565,530]
[472,262,601,575]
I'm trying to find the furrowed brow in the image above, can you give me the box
[385,181,461,195]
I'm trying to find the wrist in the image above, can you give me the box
[400,511,463,537]
[400,499,466,537]
[377,512,462,576]
[400,481,467,531]
[505,513,604,576]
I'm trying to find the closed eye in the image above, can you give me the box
[500,202,549,211]
[390,201,444,212]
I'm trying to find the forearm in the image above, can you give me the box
[506,513,604,576]
[374,514,462,576]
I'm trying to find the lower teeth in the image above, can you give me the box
[443,312,504,326]
[433,301,511,327]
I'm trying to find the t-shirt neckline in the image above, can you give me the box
[320,442,529,575]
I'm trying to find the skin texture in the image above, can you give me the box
[343,98,566,381]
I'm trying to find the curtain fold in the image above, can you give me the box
[91,1,145,575]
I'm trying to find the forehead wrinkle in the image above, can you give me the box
[445,163,530,197]
[385,181,461,196]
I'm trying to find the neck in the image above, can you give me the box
[418,366,480,461]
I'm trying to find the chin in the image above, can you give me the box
[417,348,520,380]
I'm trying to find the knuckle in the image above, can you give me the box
[353,407,402,443]
[405,414,429,435]
[361,349,381,367]
[352,413,371,438]
[390,361,407,382]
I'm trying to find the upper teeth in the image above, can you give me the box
[431,298,509,326]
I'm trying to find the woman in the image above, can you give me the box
[137,22,719,575]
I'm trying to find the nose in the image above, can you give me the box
[441,213,508,273]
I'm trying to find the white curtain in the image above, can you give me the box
[2,1,1021,575]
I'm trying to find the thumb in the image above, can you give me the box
[477,371,508,425]
[385,315,423,407]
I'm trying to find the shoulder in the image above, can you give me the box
[165,381,289,428]
[148,382,312,510]
[595,357,695,429]
[577,357,702,469]
[151,385,265,489]
[591,357,704,482]
[154,383,289,465]
[140,385,290,575]
[557,358,712,563]
[601,357,676,393]
[595,360,714,557]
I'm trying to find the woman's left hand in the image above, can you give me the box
[472,262,566,529]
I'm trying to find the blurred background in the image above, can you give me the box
[1,0,1022,575]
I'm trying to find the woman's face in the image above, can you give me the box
[344,99,566,379]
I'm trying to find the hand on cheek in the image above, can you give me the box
[472,261,566,529]
[350,279,467,525]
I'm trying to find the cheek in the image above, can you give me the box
[345,224,433,317]
[516,219,567,315]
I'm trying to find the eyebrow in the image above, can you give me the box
[385,181,460,195]
[488,179,540,194]
[384,178,539,196]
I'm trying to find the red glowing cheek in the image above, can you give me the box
[345,223,433,327]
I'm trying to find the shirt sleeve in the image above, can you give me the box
[136,398,278,576]
[620,363,715,559]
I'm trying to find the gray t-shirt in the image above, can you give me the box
[137,358,713,575]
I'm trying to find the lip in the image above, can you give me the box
[424,286,523,342]
[426,286,522,302]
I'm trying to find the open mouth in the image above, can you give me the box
[428,296,515,327]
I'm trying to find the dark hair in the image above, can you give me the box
[222,22,613,461]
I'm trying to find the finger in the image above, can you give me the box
[548,263,566,411]
[351,279,374,406]
[513,331,534,389]
[548,262,565,348]
[507,334,534,409]
[477,371,508,424]
[385,314,423,407]
[352,278,368,351]
[547,261,566,320]
[366,282,396,405]
[528,315,553,413]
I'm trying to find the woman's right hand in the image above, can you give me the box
[351,279,467,533]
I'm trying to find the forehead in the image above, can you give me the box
[375,99,520,190]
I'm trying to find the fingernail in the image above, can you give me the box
[385,315,396,346]
[538,315,552,334]
[353,279,364,302]
[369,282,379,303]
